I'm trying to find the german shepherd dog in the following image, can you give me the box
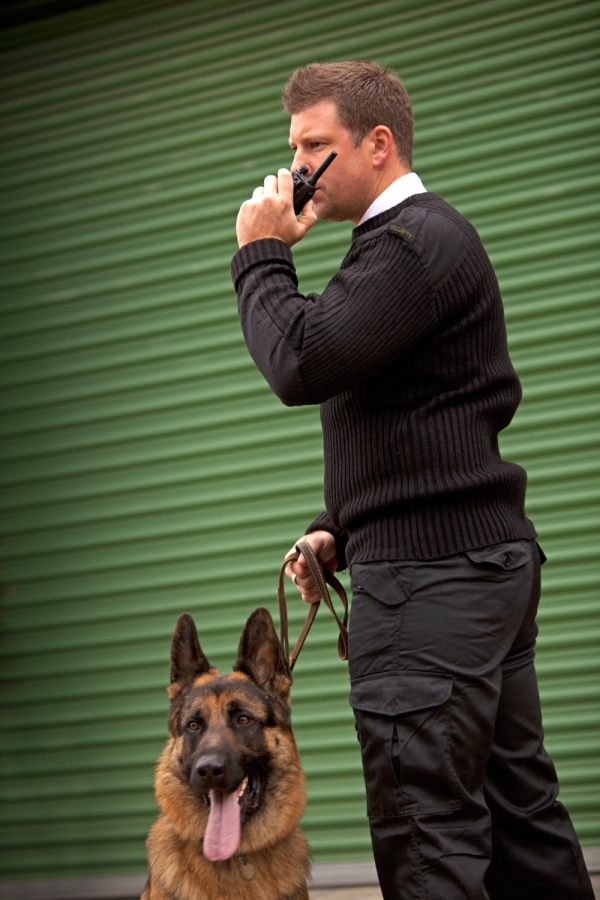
[142,607,310,900]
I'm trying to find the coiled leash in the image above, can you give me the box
[278,539,349,672]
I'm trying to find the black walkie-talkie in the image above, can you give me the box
[292,151,337,214]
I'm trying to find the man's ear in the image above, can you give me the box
[234,607,292,701]
[370,124,398,168]
[169,613,212,685]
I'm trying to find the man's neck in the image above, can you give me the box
[357,171,427,226]
[351,166,410,225]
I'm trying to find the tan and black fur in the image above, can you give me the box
[142,607,310,900]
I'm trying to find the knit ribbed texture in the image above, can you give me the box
[232,194,536,568]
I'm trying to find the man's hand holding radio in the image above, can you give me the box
[236,168,317,249]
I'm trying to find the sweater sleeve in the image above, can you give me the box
[305,510,349,573]
[231,231,436,406]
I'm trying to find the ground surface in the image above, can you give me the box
[310,890,383,900]
[309,874,600,899]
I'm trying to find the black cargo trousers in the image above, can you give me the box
[348,540,594,900]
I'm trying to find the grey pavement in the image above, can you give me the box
[310,875,600,899]
[310,890,383,900]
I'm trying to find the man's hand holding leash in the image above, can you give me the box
[284,530,338,605]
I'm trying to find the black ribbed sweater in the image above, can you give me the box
[231,193,536,569]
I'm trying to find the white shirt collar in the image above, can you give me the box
[358,172,427,226]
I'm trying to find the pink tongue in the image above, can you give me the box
[203,789,242,862]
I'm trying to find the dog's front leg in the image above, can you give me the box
[141,876,170,900]
[285,886,310,900]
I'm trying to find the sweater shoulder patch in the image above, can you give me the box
[389,204,471,289]
[388,224,414,242]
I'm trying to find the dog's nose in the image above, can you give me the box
[195,754,226,784]
[191,752,245,797]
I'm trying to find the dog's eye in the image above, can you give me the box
[237,714,252,726]
[187,720,200,731]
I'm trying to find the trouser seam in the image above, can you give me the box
[408,815,428,900]
[396,561,415,669]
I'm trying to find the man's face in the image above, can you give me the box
[289,100,377,224]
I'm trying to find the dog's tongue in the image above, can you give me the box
[203,789,242,862]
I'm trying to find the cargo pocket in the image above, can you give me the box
[349,560,414,679]
[350,671,461,818]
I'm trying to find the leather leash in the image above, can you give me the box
[278,539,349,672]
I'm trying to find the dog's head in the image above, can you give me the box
[158,607,303,860]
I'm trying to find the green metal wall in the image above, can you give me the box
[1,0,598,881]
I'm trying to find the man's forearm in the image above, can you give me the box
[232,229,435,408]
[232,238,309,406]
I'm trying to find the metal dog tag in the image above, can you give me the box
[239,856,255,880]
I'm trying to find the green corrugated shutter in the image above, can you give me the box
[1,0,598,881]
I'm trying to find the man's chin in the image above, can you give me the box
[313,198,349,223]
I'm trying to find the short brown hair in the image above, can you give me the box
[282,60,414,166]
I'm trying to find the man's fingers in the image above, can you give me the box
[297,201,318,228]
[263,174,278,196]
[294,570,321,604]
[284,560,299,580]
[278,167,315,226]
[285,554,307,579]
[281,532,337,605]
[237,167,313,248]
[284,553,321,603]
[277,168,294,203]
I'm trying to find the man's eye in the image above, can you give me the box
[238,714,252,726]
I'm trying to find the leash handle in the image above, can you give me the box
[278,539,349,671]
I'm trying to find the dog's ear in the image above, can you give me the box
[167,613,213,734]
[234,607,292,702]
[169,613,212,685]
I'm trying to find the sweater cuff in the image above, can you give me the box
[306,511,349,573]
[231,238,293,289]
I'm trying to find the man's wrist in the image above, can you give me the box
[237,233,291,249]
[231,238,294,289]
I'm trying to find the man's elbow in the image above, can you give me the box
[256,344,308,406]
[267,370,306,407]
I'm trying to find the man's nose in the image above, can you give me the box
[291,151,307,173]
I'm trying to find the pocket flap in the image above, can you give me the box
[350,561,410,606]
[465,541,531,570]
[350,671,452,717]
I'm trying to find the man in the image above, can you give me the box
[231,61,593,899]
